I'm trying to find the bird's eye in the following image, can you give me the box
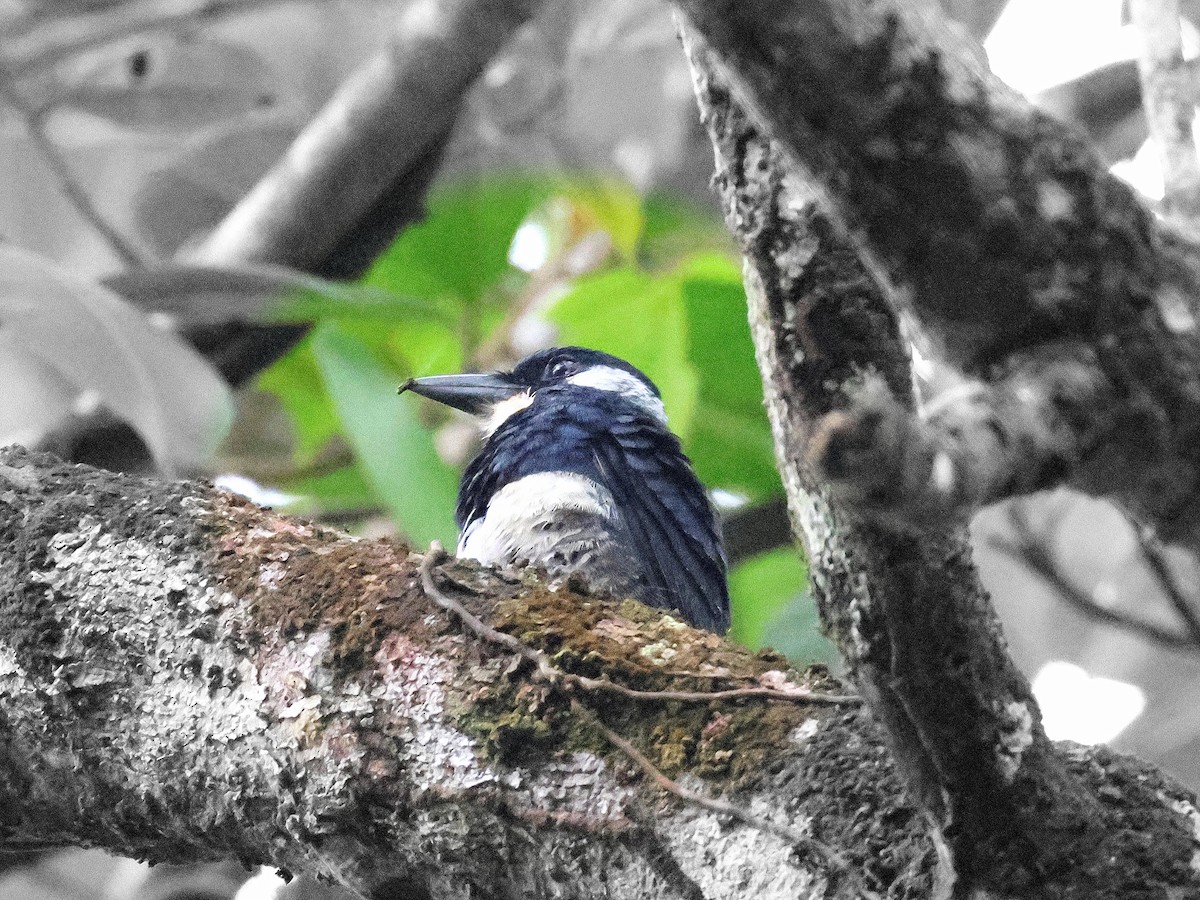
[547,359,576,379]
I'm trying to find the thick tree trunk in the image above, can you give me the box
[0,442,1196,900]
[674,0,1200,548]
[672,0,1200,896]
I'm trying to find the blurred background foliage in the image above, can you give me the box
[5,1,1200,898]
[1,0,825,664]
[249,174,820,654]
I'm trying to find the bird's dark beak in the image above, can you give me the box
[398,372,522,415]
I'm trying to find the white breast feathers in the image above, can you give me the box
[457,471,619,572]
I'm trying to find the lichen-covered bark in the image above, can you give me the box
[672,0,1200,552]
[680,22,1200,899]
[0,441,1196,899]
[0,447,937,899]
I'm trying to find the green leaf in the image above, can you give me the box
[728,547,810,651]
[558,176,645,260]
[257,336,342,462]
[363,177,555,306]
[278,463,376,516]
[105,263,451,326]
[0,243,232,471]
[383,318,464,379]
[757,589,840,667]
[641,192,735,268]
[310,323,458,546]
[547,266,699,439]
[679,254,781,500]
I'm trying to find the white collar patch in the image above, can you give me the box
[482,390,534,436]
[567,366,667,424]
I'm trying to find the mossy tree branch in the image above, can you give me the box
[0,446,931,899]
[1,447,1197,898]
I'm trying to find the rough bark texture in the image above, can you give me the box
[673,0,1200,553]
[678,16,1200,900]
[8,1,1200,898]
[0,447,931,899]
[1,447,1198,899]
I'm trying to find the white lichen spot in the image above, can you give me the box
[279,694,322,719]
[1036,181,1074,221]
[1157,285,1198,334]
[34,521,274,783]
[1157,791,1200,873]
[301,632,329,660]
[0,646,22,677]
[790,718,820,745]
[779,170,817,222]
[931,451,956,495]
[374,638,499,793]
[258,561,286,590]
[845,573,872,661]
[660,777,819,898]
[637,640,678,665]
[0,646,32,699]
[516,751,639,825]
[237,657,267,707]
[995,700,1034,781]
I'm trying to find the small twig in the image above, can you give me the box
[573,679,860,706]
[420,545,562,683]
[3,0,296,79]
[990,505,1199,651]
[420,545,869,876]
[1131,0,1200,219]
[0,79,148,268]
[1127,516,1200,647]
[570,698,864,886]
[418,545,860,706]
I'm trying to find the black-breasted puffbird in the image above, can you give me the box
[399,347,730,633]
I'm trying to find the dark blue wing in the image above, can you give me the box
[457,408,598,530]
[456,390,730,633]
[591,415,730,633]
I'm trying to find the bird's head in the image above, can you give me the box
[399,347,666,435]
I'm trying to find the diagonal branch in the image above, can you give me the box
[1131,0,1200,219]
[190,0,546,272]
[0,78,148,268]
[672,0,1200,554]
[989,503,1200,652]
[0,446,930,899]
